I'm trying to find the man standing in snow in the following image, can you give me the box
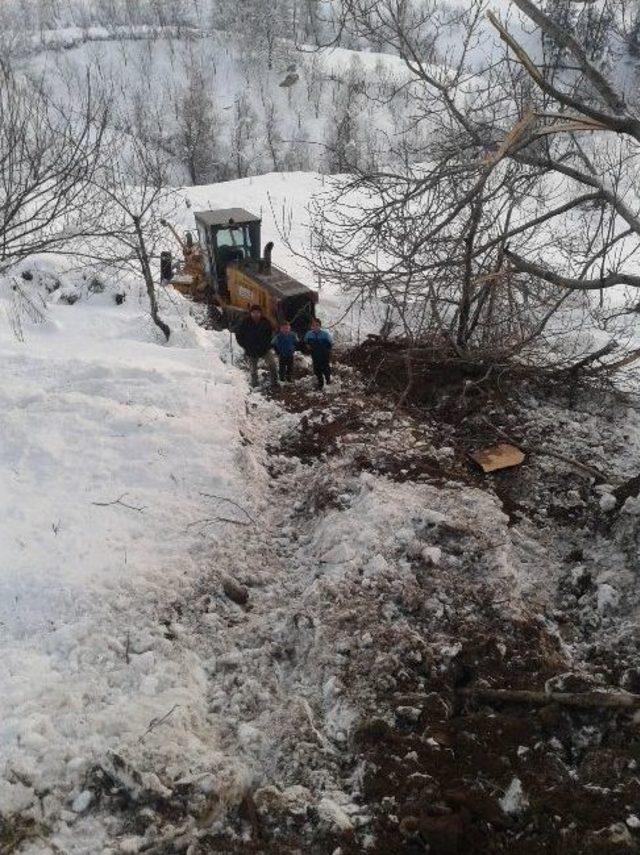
[304,318,333,390]
[235,305,278,388]
[272,321,298,383]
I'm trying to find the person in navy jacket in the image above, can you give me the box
[304,318,333,390]
[272,321,299,382]
[235,305,278,387]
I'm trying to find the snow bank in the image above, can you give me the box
[0,267,248,834]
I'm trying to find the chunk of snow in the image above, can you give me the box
[440,643,462,660]
[599,493,617,512]
[317,797,354,832]
[594,484,615,495]
[118,837,145,853]
[597,583,620,613]
[422,546,442,566]
[363,554,389,578]
[321,542,358,565]
[622,496,640,515]
[395,706,421,723]
[499,777,529,815]
[0,780,34,816]
[71,790,93,813]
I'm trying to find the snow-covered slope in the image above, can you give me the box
[0,272,249,841]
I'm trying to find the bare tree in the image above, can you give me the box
[259,88,284,172]
[0,66,108,272]
[173,57,224,185]
[90,114,173,340]
[309,0,640,370]
[216,0,289,70]
[230,93,259,178]
[325,62,368,173]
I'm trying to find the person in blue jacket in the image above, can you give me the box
[272,321,299,382]
[304,318,333,390]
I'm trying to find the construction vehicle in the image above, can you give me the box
[160,220,206,296]
[161,208,318,335]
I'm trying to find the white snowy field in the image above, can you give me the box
[0,272,249,838]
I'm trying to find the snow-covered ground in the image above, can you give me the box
[0,270,251,848]
[1,169,639,853]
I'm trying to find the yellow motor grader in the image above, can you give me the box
[161,208,318,335]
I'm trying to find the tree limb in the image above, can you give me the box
[459,686,640,710]
[505,248,640,291]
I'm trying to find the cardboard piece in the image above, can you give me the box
[470,443,525,473]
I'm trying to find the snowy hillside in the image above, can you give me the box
[1,168,639,854]
[9,5,432,184]
[2,0,640,852]
[0,269,251,846]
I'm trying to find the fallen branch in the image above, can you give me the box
[529,446,605,481]
[92,492,146,512]
[199,492,256,524]
[459,686,640,710]
[296,696,337,754]
[140,704,180,742]
[565,340,618,374]
[594,346,640,375]
[186,515,250,530]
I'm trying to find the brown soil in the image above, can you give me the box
[259,353,640,854]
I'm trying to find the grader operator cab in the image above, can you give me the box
[162,208,318,336]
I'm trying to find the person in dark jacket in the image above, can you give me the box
[235,305,278,387]
[304,318,333,390]
[272,321,299,383]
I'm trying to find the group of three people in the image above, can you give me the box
[235,304,333,390]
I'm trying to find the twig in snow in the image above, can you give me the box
[238,428,253,446]
[199,492,257,524]
[35,835,64,853]
[296,697,336,754]
[139,823,195,853]
[124,632,131,665]
[92,492,146,512]
[140,704,180,742]
[186,516,250,530]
